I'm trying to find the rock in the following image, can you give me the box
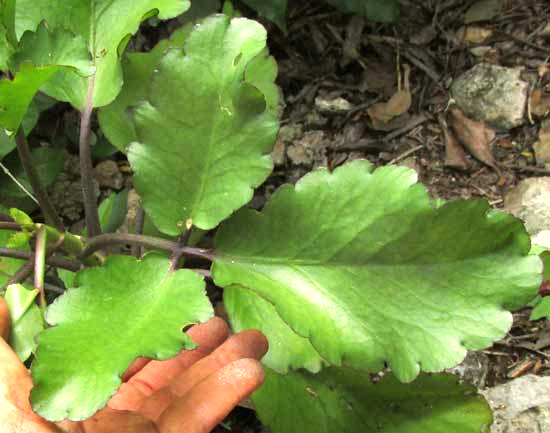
[504,177,550,234]
[94,160,123,190]
[464,0,502,24]
[451,63,528,130]
[446,351,490,388]
[532,230,550,249]
[314,96,353,114]
[481,375,550,433]
[287,130,328,168]
[534,120,550,166]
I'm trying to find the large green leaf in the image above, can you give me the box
[97,25,191,152]
[3,283,44,362]
[128,15,279,233]
[14,0,190,108]
[0,146,64,198]
[212,161,541,382]
[225,285,324,373]
[30,254,213,421]
[254,368,492,433]
[242,0,287,31]
[327,0,400,22]
[0,22,92,131]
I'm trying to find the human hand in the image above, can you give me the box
[0,297,268,433]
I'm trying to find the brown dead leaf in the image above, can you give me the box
[534,119,550,166]
[530,88,550,118]
[438,114,469,170]
[448,108,498,170]
[368,64,412,125]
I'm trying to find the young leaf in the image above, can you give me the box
[242,0,287,31]
[97,25,192,152]
[15,0,190,108]
[3,283,44,362]
[129,15,279,233]
[253,368,493,433]
[30,254,213,421]
[327,0,400,23]
[0,22,92,131]
[225,285,324,373]
[212,160,541,382]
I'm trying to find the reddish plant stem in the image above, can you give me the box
[79,75,101,237]
[0,222,21,231]
[169,226,193,272]
[15,129,64,231]
[131,207,145,258]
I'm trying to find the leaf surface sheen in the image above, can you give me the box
[253,368,492,433]
[30,254,213,421]
[129,15,279,233]
[213,160,541,381]
[14,0,190,108]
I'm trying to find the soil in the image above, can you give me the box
[18,0,550,431]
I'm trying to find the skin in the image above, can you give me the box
[0,297,268,433]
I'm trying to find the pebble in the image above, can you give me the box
[503,177,550,235]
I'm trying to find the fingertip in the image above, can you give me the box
[219,357,265,388]
[0,297,10,341]
[187,316,230,347]
[234,329,269,361]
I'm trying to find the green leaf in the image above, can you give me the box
[9,207,32,226]
[225,285,324,373]
[326,0,400,23]
[30,254,213,421]
[3,283,44,362]
[529,251,550,320]
[0,205,28,286]
[254,368,492,433]
[15,0,190,108]
[0,23,92,131]
[83,189,129,235]
[242,0,287,31]
[128,15,279,233]
[0,146,63,198]
[212,161,541,382]
[97,25,192,152]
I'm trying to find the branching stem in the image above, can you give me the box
[0,248,82,272]
[15,129,64,231]
[79,233,214,262]
[79,75,101,237]
[0,222,21,231]
[169,224,193,272]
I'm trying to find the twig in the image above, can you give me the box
[44,283,64,294]
[170,222,193,272]
[0,160,38,204]
[0,222,21,231]
[79,75,101,237]
[34,226,47,312]
[79,233,214,262]
[15,129,64,230]
[0,249,81,271]
[131,207,145,258]
[388,145,424,165]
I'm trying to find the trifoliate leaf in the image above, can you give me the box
[0,23,92,131]
[129,15,278,233]
[30,254,213,421]
[242,0,287,31]
[97,25,192,152]
[15,0,190,108]
[254,368,492,433]
[213,160,541,382]
[327,0,400,23]
[225,286,323,373]
[0,146,63,198]
[3,284,44,362]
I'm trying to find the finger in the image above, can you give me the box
[139,329,268,421]
[122,358,151,382]
[108,317,229,411]
[157,358,265,433]
[0,297,10,341]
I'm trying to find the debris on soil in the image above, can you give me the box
[94,160,124,190]
[503,177,550,235]
[451,63,529,130]
[481,374,550,433]
[447,351,490,388]
[534,119,550,167]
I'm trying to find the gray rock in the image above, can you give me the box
[451,63,528,130]
[503,177,550,235]
[481,375,550,433]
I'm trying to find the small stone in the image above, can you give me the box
[287,130,327,168]
[94,160,123,190]
[532,230,550,249]
[315,96,353,114]
[481,375,550,433]
[271,138,286,166]
[504,177,550,234]
[451,63,528,130]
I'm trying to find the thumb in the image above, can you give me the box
[0,297,10,341]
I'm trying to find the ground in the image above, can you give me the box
[10,0,550,431]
